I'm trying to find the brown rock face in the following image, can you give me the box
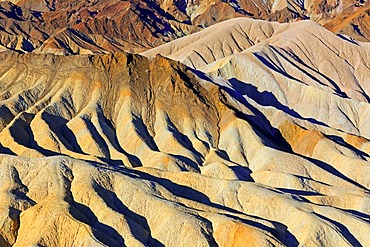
[0,0,369,54]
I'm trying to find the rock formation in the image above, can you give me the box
[0,1,369,247]
[0,0,369,54]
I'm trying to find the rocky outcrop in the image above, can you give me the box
[0,21,369,244]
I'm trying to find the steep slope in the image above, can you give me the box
[143,18,370,136]
[0,44,369,246]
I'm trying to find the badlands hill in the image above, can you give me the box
[0,0,369,54]
[0,16,369,246]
